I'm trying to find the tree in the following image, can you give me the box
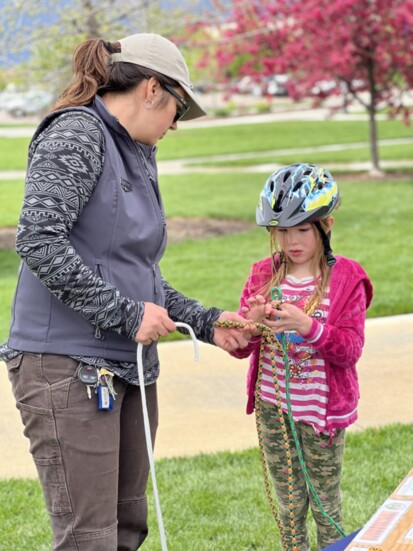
[0,0,194,99]
[195,0,413,175]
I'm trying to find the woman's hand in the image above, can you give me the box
[213,311,254,352]
[134,302,176,345]
[263,302,312,336]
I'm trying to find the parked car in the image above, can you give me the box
[310,80,337,96]
[0,87,53,117]
[232,74,290,97]
[264,74,290,97]
[232,76,257,95]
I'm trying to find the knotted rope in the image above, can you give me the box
[215,300,346,550]
[137,323,199,551]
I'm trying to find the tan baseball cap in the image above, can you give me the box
[110,33,207,121]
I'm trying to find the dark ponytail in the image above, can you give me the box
[52,38,180,112]
[52,39,117,111]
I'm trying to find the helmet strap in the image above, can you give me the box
[314,221,336,266]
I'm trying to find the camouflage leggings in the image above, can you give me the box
[259,399,345,551]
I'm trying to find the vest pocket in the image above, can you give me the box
[94,261,108,340]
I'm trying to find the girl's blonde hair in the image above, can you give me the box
[260,217,334,312]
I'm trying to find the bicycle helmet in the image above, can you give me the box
[256,163,340,265]
[256,163,340,228]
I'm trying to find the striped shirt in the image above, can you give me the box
[260,274,331,434]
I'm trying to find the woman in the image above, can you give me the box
[1,33,249,550]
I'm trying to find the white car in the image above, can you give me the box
[0,88,53,117]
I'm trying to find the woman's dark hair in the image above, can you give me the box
[52,39,179,112]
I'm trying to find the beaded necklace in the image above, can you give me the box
[271,287,345,538]
[215,288,346,549]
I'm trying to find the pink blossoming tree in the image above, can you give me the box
[196,0,413,175]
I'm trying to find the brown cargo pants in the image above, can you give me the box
[6,352,158,551]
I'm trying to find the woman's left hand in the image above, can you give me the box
[213,311,253,351]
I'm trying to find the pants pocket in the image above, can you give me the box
[17,401,72,515]
[6,353,24,401]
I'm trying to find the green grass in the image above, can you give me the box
[0,119,412,551]
[0,424,411,550]
[187,143,413,168]
[0,250,20,341]
[0,119,412,169]
[0,120,412,341]
[328,178,413,317]
[1,176,412,342]
[160,172,262,221]
[0,180,24,226]
[157,119,413,160]
[159,176,413,318]
[0,137,30,170]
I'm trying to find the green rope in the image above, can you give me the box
[215,320,295,549]
[271,286,346,538]
[215,307,347,548]
[255,324,292,550]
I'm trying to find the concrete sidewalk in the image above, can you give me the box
[1,314,412,479]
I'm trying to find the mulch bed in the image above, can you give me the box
[0,218,254,250]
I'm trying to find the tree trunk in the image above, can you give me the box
[366,57,384,177]
[82,0,99,38]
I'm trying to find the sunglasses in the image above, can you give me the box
[162,83,190,123]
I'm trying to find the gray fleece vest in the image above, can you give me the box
[8,97,167,363]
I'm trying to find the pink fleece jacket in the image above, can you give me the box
[231,255,373,434]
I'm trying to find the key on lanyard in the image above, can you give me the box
[97,368,115,411]
[78,365,98,399]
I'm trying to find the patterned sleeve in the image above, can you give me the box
[16,111,143,340]
[162,278,223,344]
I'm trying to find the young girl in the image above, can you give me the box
[230,163,373,551]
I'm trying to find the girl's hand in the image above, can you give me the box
[241,295,267,336]
[242,294,266,322]
[263,302,312,336]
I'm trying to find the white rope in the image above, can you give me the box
[136,323,199,551]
